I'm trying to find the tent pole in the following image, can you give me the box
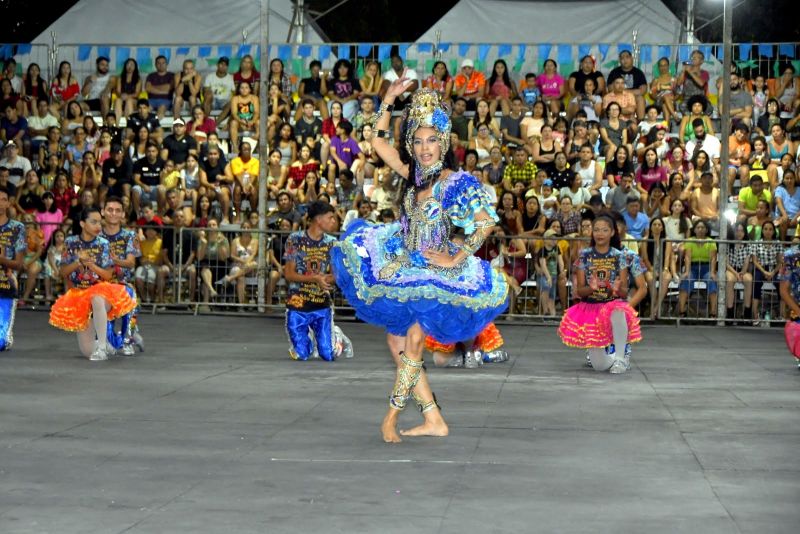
[257,0,270,313]
[716,0,733,324]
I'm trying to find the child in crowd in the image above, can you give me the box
[135,223,162,303]
[538,229,564,316]
[519,73,540,110]
[538,179,558,219]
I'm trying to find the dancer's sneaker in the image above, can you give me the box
[89,341,108,361]
[438,353,464,368]
[483,350,509,363]
[105,341,117,357]
[131,332,145,352]
[464,350,482,368]
[121,343,136,356]
[585,350,593,368]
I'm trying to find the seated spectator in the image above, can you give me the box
[161,118,198,169]
[101,144,133,201]
[605,172,640,212]
[538,179,558,219]
[607,50,647,121]
[554,195,582,234]
[644,182,668,219]
[676,49,710,112]
[36,190,63,245]
[500,96,527,150]
[359,60,383,109]
[218,219,259,305]
[50,170,75,219]
[568,77,602,122]
[295,98,324,161]
[158,209,196,303]
[486,59,517,116]
[328,121,363,184]
[728,123,752,190]
[351,98,378,141]
[468,98,500,140]
[775,170,800,239]
[327,59,361,121]
[186,106,217,142]
[679,96,714,144]
[202,57,234,124]
[453,59,485,112]
[22,62,50,116]
[537,59,566,119]
[531,123,561,177]
[266,58,293,104]
[49,61,80,118]
[342,198,376,230]
[0,80,25,123]
[179,153,201,214]
[81,56,113,117]
[602,76,637,123]
[114,58,142,123]
[689,171,721,233]
[622,196,650,239]
[635,147,668,199]
[687,149,716,190]
[520,194,547,237]
[44,228,66,302]
[287,145,319,197]
[266,82,291,141]
[568,55,606,102]
[766,123,791,190]
[0,141,32,187]
[229,81,259,154]
[756,98,781,136]
[127,99,162,145]
[68,188,96,235]
[573,144,603,194]
[334,168,363,220]
[548,152,572,191]
[560,172,592,211]
[751,221,782,325]
[15,169,45,215]
[719,71,753,131]
[424,61,453,104]
[496,191,523,235]
[357,124,380,183]
[75,150,102,197]
[233,54,260,87]
[18,213,44,306]
[132,141,166,215]
[61,102,85,140]
[685,119,721,171]
[599,102,630,162]
[776,65,799,123]
[268,191,302,231]
[635,123,669,163]
[469,122,499,168]
[518,72,541,110]
[520,100,548,146]
[135,222,163,303]
[678,219,718,318]
[297,169,321,205]
[145,55,177,119]
[650,57,677,124]
[1,103,29,157]
[296,60,328,121]
[225,141,260,221]
[274,122,297,166]
[199,144,231,221]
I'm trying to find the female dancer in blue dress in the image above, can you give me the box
[331,73,509,442]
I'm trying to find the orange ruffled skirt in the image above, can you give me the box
[557,300,642,349]
[49,282,137,332]
[425,323,504,353]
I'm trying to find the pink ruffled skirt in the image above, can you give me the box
[785,320,800,359]
[558,300,642,349]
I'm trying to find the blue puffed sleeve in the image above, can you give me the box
[439,171,499,234]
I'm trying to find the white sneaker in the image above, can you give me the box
[89,342,108,361]
[464,350,482,369]
[105,342,117,357]
[121,343,136,356]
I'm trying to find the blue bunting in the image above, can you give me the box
[578,44,591,59]
[237,44,252,58]
[678,45,691,62]
[438,42,451,53]
[657,45,671,61]
[538,44,552,61]
[459,43,471,57]
[478,44,490,62]
[16,44,32,55]
[198,46,212,58]
[557,44,572,65]
[319,45,332,59]
[640,45,652,65]
[136,47,151,64]
[598,44,610,61]
[279,45,292,61]
[337,45,350,60]
[0,45,10,60]
[378,44,391,61]
[758,44,773,58]
[699,45,712,61]
[297,44,311,58]
[497,44,512,57]
[738,44,752,60]
[176,47,190,56]
[358,43,372,56]
[417,43,433,54]
[779,43,796,58]
[78,45,92,62]
[399,44,410,59]
[97,46,110,60]
[618,43,632,54]
[157,47,171,61]
[516,44,526,63]
[117,47,131,62]
[218,45,232,59]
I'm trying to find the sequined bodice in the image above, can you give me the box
[403,188,452,253]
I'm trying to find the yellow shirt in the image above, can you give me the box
[140,237,162,264]
[162,170,180,190]
[230,156,259,177]
[738,187,771,212]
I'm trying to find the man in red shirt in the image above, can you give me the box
[454,59,486,112]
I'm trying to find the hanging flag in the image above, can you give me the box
[598,44,610,61]
[459,43,471,57]
[497,44,512,57]
[678,45,691,62]
[116,47,131,67]
[640,46,652,65]
[779,43,796,58]
[78,45,92,62]
[176,47,190,56]
[198,46,212,58]
[218,45,233,59]
[337,45,350,60]
[557,44,572,65]
[157,47,172,62]
[478,44,491,62]
[657,45,671,61]
[237,44,252,58]
[516,44,527,63]
[136,47,151,64]
[738,44,752,60]
[578,44,591,59]
[378,44,391,61]
[297,45,311,58]
[16,44,33,55]
[417,43,433,54]
[399,44,410,59]
[358,43,372,56]
[538,44,552,62]
[279,45,292,61]
[319,45,332,59]
[758,44,773,58]
[618,43,632,54]
[438,42,451,53]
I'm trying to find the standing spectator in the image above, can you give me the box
[22,63,50,116]
[327,59,361,121]
[676,49,710,111]
[723,222,753,324]
[296,60,328,121]
[537,59,566,119]
[678,219,718,318]
[202,57,234,124]
[359,60,383,109]
[453,59,485,112]
[607,50,648,121]
[753,221,782,325]
[81,56,113,117]
[114,59,142,122]
[218,219,259,305]
[233,55,260,87]
[196,218,230,307]
[135,222,162,303]
[486,59,517,117]
[49,61,80,118]
[145,55,176,119]
[161,118,198,168]
[424,61,453,104]
[282,201,338,361]
[173,59,202,119]
[158,209,196,303]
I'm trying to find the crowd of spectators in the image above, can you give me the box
[1,48,798,321]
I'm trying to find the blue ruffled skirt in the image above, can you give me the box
[331,220,509,342]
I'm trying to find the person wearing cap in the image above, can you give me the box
[202,57,235,124]
[454,59,486,112]
[0,141,32,187]
[161,117,197,169]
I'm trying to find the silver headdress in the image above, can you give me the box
[403,89,452,186]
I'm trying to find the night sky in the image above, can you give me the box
[1,0,797,43]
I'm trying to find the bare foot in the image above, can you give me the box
[400,419,449,437]
[381,415,402,443]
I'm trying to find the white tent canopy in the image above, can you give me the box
[417,0,684,45]
[32,0,326,45]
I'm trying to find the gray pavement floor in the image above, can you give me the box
[1,310,799,534]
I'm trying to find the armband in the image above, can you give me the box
[375,129,390,139]
[378,102,395,116]
[461,220,494,255]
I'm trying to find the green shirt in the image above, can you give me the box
[739,186,771,212]
[685,239,716,263]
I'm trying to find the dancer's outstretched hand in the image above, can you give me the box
[423,250,457,268]
[385,68,413,99]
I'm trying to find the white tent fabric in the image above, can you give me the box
[417,0,684,45]
[32,0,325,45]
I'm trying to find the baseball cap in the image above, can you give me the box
[461,59,474,68]
[173,118,186,126]
[6,141,17,148]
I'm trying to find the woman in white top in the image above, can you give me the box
[559,172,592,211]
[573,144,603,194]
[468,123,500,168]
